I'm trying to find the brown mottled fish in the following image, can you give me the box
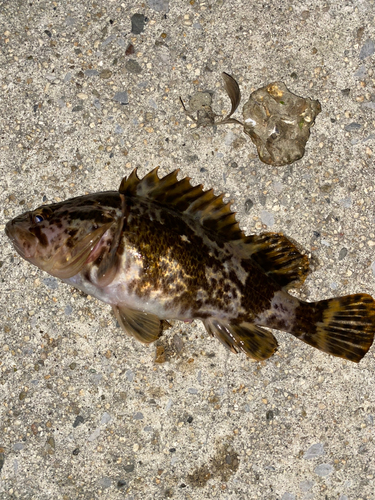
[5,169,375,362]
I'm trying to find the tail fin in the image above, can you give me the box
[291,294,375,362]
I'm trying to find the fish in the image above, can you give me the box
[5,168,375,363]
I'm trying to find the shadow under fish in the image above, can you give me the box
[5,169,375,363]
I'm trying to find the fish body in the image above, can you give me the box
[5,169,375,362]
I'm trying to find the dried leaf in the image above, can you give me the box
[222,72,241,118]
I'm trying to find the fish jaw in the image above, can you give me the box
[5,221,38,261]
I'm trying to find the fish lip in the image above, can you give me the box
[5,220,38,259]
[4,220,13,240]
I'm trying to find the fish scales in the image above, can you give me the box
[5,168,375,363]
[84,195,254,320]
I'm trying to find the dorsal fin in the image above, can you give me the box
[238,232,310,289]
[119,168,243,242]
[119,169,310,288]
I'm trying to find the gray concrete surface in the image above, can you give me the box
[1,0,375,499]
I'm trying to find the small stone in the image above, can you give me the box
[133,412,144,420]
[84,70,99,77]
[354,65,367,78]
[186,154,199,163]
[73,415,84,428]
[260,211,275,227]
[272,181,284,194]
[304,443,324,460]
[339,197,352,208]
[299,480,314,492]
[131,14,146,34]
[101,412,111,424]
[114,124,123,134]
[0,453,4,473]
[19,391,27,401]
[43,277,59,290]
[188,388,198,394]
[13,443,24,451]
[65,305,73,315]
[98,477,112,488]
[266,410,274,421]
[359,39,375,59]
[117,480,127,490]
[72,448,80,456]
[125,59,142,74]
[148,0,169,12]
[362,101,375,111]
[371,262,375,278]
[102,35,116,47]
[224,130,236,146]
[125,44,135,56]
[113,91,129,104]
[281,494,296,500]
[93,99,101,111]
[72,106,83,112]
[244,199,254,213]
[338,248,348,260]
[88,428,101,441]
[314,463,333,476]
[77,93,88,100]
[47,437,55,449]
[320,183,332,193]
[124,463,135,472]
[344,122,362,132]
[65,16,76,26]
[99,69,112,79]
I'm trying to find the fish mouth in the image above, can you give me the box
[5,220,38,259]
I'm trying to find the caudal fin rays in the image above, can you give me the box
[291,293,375,362]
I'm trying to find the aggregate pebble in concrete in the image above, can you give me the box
[1,0,375,499]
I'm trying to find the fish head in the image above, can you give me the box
[5,193,121,279]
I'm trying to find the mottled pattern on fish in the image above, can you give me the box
[5,168,375,363]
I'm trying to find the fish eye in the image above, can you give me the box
[34,214,44,223]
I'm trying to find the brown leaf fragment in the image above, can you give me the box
[155,345,166,364]
[222,72,241,119]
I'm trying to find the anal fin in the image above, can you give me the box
[113,305,164,344]
[203,318,278,361]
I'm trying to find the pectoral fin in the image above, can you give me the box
[204,318,278,361]
[113,305,164,344]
